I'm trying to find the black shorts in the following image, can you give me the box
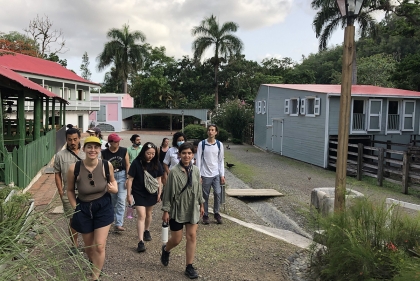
[169,218,191,231]
[71,193,114,234]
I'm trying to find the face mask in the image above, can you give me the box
[133,143,141,147]
[177,141,184,147]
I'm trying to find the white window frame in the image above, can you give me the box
[300,98,306,115]
[262,100,266,114]
[290,98,299,116]
[368,99,382,132]
[304,96,321,117]
[284,99,290,114]
[68,88,71,100]
[257,101,262,114]
[402,100,415,131]
[385,99,401,134]
[350,99,367,134]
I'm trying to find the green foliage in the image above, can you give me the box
[79,51,91,80]
[231,138,242,144]
[213,99,253,140]
[214,128,229,142]
[184,124,206,140]
[310,198,420,280]
[357,53,396,87]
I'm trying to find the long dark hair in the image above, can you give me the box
[172,132,187,147]
[161,137,169,147]
[136,142,160,171]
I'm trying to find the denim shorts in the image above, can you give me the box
[71,193,114,234]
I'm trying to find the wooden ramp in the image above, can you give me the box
[226,189,284,197]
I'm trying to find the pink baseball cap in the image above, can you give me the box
[107,133,122,142]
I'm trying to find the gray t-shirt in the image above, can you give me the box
[53,148,86,191]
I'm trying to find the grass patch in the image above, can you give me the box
[224,151,255,184]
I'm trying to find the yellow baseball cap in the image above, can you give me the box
[84,136,101,146]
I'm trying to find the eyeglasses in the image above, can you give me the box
[88,173,95,186]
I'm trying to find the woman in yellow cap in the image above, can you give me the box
[67,136,118,281]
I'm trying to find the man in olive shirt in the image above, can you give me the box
[53,128,86,255]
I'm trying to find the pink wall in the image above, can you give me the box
[89,111,97,121]
[121,94,134,108]
[107,103,118,121]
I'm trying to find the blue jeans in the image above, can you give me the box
[202,175,221,216]
[110,171,127,227]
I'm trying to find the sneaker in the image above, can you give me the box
[161,245,170,266]
[143,230,152,241]
[214,213,223,224]
[136,241,146,252]
[185,264,198,279]
[202,215,209,225]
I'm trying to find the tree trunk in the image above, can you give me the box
[123,79,128,94]
[214,64,219,108]
[352,48,357,85]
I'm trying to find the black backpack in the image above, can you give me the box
[74,159,110,184]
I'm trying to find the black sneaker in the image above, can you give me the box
[161,245,170,266]
[137,241,146,252]
[202,215,209,225]
[144,230,152,241]
[214,213,223,224]
[185,264,198,279]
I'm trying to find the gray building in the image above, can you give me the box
[254,84,420,168]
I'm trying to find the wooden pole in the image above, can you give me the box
[377,147,384,186]
[357,143,363,181]
[45,97,49,131]
[17,94,25,148]
[33,97,41,140]
[402,151,409,194]
[334,25,355,212]
[0,93,4,158]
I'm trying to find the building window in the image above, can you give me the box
[290,98,299,116]
[387,100,400,132]
[262,100,266,114]
[351,99,366,132]
[77,90,83,101]
[284,99,289,114]
[403,100,415,131]
[368,99,382,131]
[300,99,306,115]
[256,101,262,114]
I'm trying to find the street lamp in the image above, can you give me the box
[334,0,365,212]
[181,110,184,133]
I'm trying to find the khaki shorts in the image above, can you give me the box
[61,193,74,218]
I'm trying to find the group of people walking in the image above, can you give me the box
[54,125,225,280]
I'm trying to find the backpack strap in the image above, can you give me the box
[74,160,81,182]
[102,159,110,183]
[201,139,221,159]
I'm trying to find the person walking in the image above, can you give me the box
[163,132,189,176]
[126,142,163,252]
[86,127,106,150]
[67,136,118,281]
[53,128,86,255]
[159,138,170,166]
[161,142,204,279]
[128,134,143,164]
[196,124,225,224]
[101,133,130,231]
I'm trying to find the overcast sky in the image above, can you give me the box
[0,0,346,83]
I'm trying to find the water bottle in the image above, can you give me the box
[162,222,169,244]
[126,205,134,219]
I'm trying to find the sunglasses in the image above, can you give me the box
[88,173,95,186]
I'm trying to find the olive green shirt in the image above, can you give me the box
[128,145,142,164]
[162,163,204,224]
[53,148,86,191]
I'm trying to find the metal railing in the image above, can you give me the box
[387,114,400,130]
[352,113,365,131]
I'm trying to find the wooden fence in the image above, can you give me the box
[3,130,55,187]
[328,140,420,194]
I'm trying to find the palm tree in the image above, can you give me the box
[97,23,146,93]
[192,15,243,108]
[311,0,393,84]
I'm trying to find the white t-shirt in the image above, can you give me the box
[196,139,224,178]
[163,146,195,170]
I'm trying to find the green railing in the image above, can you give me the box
[1,130,55,187]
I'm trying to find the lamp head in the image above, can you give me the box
[336,0,364,17]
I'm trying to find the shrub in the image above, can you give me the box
[232,138,242,144]
[211,127,229,142]
[184,124,206,140]
[309,197,420,280]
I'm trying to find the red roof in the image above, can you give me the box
[0,51,99,86]
[264,84,420,97]
[0,65,68,103]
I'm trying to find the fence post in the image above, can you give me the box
[402,151,410,194]
[357,143,363,180]
[385,140,391,177]
[377,148,384,186]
